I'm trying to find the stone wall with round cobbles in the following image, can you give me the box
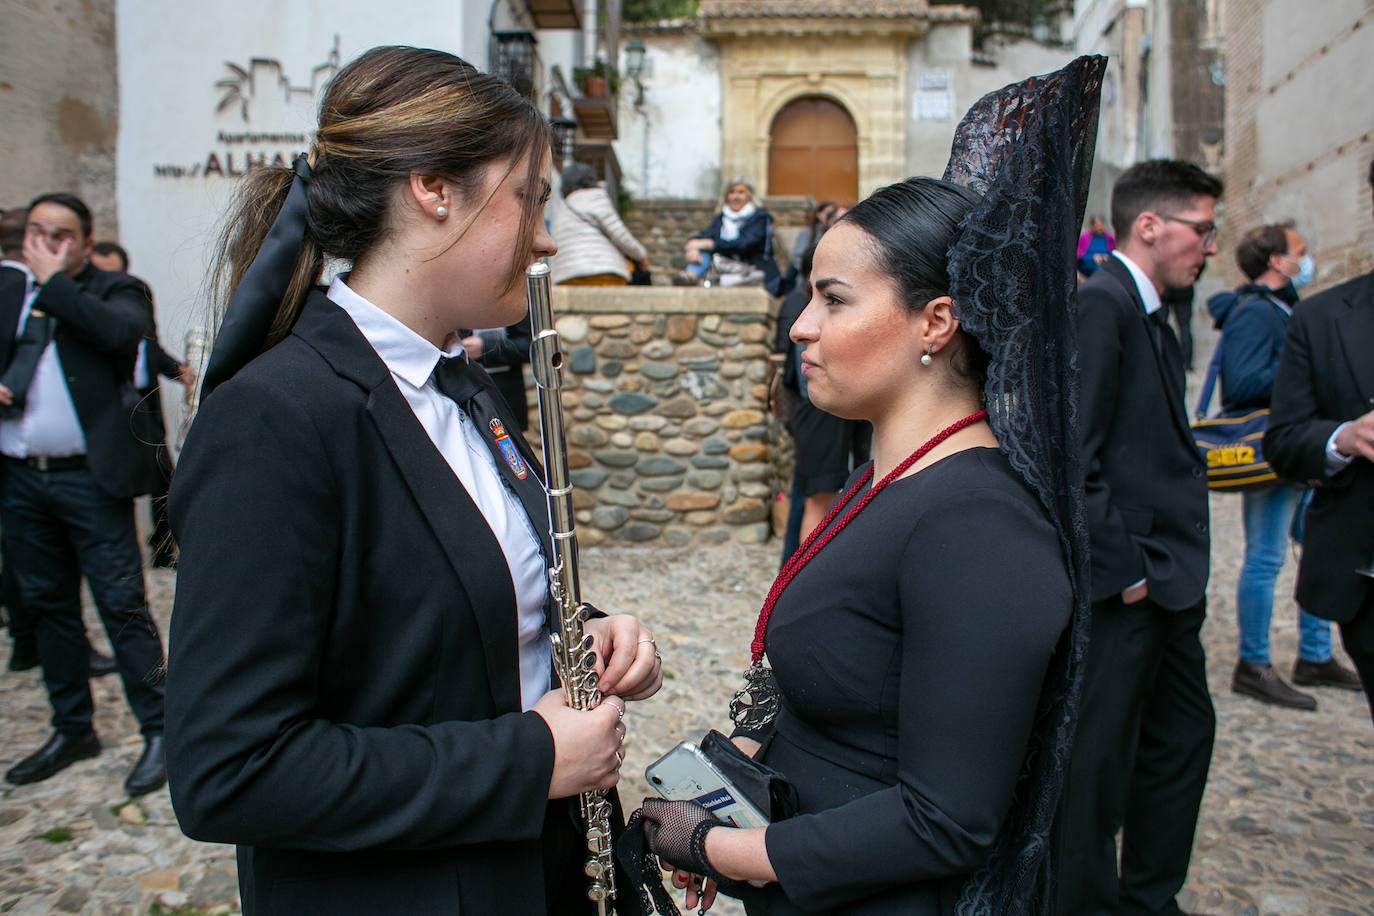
[521,286,785,547]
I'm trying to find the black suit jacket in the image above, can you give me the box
[1264,270,1374,623]
[0,263,157,498]
[165,291,602,915]
[470,317,533,430]
[1075,256,1210,608]
[128,274,181,478]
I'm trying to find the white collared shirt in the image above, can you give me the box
[327,276,550,710]
[1112,250,1165,316]
[0,261,88,459]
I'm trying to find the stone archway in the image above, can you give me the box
[768,95,859,206]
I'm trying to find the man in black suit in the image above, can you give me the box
[1264,157,1374,724]
[89,241,191,568]
[1,209,117,676]
[1057,160,1222,916]
[0,193,167,796]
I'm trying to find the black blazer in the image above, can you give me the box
[1264,270,1374,623]
[128,275,181,478]
[0,263,157,498]
[166,292,594,915]
[472,316,533,431]
[1075,256,1210,609]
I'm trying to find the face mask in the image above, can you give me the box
[1283,254,1315,288]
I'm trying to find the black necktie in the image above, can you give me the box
[432,355,550,559]
[0,306,54,420]
[1147,307,1186,403]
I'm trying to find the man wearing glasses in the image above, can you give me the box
[1265,157,1374,725]
[1058,160,1223,916]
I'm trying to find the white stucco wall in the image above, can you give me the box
[613,30,723,200]
[906,26,1078,180]
[114,2,513,432]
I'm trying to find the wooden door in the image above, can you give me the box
[768,96,858,205]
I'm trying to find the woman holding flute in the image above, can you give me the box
[164,46,660,914]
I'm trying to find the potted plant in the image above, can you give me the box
[573,60,619,98]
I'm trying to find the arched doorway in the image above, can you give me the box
[768,96,859,206]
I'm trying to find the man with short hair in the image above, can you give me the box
[1058,160,1222,916]
[0,193,167,796]
[1265,158,1374,725]
[1,211,117,675]
[1206,222,1361,709]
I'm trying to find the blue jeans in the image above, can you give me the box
[1237,483,1330,665]
[1,461,165,735]
[686,251,713,278]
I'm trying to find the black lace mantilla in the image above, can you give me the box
[942,55,1106,916]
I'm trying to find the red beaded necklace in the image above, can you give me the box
[748,408,988,664]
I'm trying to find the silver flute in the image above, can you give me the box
[526,262,617,914]
[178,326,209,447]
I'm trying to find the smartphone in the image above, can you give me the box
[644,740,770,828]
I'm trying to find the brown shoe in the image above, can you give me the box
[1232,659,1317,710]
[1292,657,1363,691]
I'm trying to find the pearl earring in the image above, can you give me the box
[435,205,448,219]
[920,347,934,367]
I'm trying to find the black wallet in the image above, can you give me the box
[698,729,799,823]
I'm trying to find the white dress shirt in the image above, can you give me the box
[1112,250,1164,316]
[0,260,87,459]
[327,276,551,710]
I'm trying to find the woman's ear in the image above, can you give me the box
[920,296,961,355]
[408,173,450,221]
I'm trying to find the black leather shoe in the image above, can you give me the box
[1292,657,1363,691]
[88,649,117,677]
[8,638,39,672]
[1232,659,1317,710]
[5,730,101,785]
[124,733,166,797]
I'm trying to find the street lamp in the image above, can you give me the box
[623,38,646,109]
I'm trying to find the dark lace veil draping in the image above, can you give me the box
[942,55,1106,916]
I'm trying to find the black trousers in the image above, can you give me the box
[2,531,33,643]
[1338,589,1374,725]
[1055,595,1215,916]
[0,461,165,735]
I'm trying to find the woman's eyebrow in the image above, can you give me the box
[814,277,850,292]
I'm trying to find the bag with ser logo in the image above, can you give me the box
[1190,333,1278,492]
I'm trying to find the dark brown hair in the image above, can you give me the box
[211,45,551,349]
[837,177,990,392]
[1110,159,1223,242]
[1235,221,1295,280]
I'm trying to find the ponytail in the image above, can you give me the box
[208,162,323,357]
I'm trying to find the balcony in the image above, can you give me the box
[570,64,619,140]
[528,0,581,29]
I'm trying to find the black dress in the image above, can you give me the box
[739,447,1072,915]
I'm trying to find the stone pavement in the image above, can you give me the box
[2,324,1372,915]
